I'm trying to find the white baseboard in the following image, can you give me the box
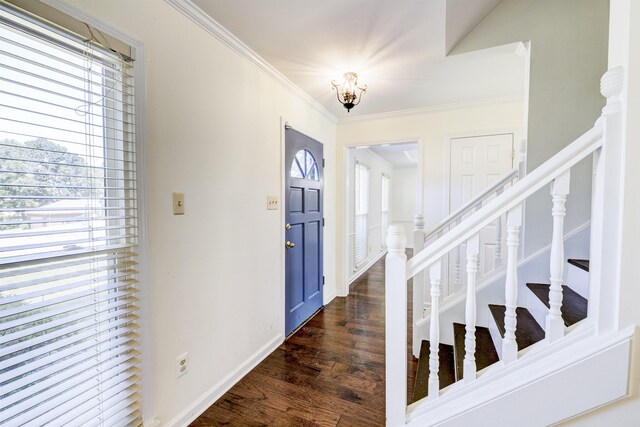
[163,333,283,427]
[324,289,337,305]
[348,249,388,286]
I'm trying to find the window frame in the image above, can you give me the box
[0,1,149,424]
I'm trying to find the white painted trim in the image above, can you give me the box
[405,325,635,426]
[348,249,387,285]
[163,0,336,124]
[323,289,337,306]
[339,96,523,123]
[163,334,284,427]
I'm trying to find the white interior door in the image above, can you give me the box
[448,133,514,293]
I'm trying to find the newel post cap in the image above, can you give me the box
[386,224,407,253]
[601,66,624,113]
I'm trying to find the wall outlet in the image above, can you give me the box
[176,352,189,378]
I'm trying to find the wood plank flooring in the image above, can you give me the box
[190,251,417,426]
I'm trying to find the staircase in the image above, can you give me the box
[412,258,589,401]
[384,67,635,427]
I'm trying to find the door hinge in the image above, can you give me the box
[322,218,325,227]
[322,276,325,285]
[512,149,516,160]
[322,158,325,168]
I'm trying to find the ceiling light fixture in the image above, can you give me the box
[331,72,367,113]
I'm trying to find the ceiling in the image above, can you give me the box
[191,0,525,118]
[368,142,418,168]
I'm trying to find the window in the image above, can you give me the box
[0,3,141,426]
[354,161,369,267]
[381,174,390,249]
[290,149,319,181]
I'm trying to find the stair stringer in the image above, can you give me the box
[405,325,636,427]
[416,223,590,346]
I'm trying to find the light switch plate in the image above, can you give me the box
[267,196,279,210]
[173,192,185,215]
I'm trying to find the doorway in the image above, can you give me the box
[284,128,324,336]
[447,132,514,293]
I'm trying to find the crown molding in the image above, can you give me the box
[163,0,337,124]
[339,96,523,124]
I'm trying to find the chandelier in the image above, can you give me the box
[331,72,367,113]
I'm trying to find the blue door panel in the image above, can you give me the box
[288,223,305,310]
[285,128,323,336]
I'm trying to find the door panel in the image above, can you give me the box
[449,133,513,293]
[285,128,323,336]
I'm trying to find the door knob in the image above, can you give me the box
[285,223,291,230]
[285,241,295,249]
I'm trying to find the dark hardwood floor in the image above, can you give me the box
[190,250,417,426]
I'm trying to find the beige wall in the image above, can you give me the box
[58,0,337,424]
[453,0,610,257]
[336,100,524,294]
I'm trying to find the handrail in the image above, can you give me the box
[425,168,519,242]
[407,123,603,279]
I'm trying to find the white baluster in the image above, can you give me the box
[428,261,442,399]
[502,204,522,363]
[495,189,504,268]
[453,246,461,293]
[547,171,570,342]
[385,225,407,426]
[464,234,480,382]
[413,214,425,358]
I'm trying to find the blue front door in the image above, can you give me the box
[285,128,323,336]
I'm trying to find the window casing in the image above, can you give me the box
[0,2,141,425]
[381,174,390,249]
[354,161,369,267]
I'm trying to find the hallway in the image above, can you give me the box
[190,252,416,426]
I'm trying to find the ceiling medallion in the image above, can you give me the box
[331,72,367,113]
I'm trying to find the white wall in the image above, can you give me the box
[346,148,393,280]
[336,100,524,294]
[391,166,417,248]
[56,0,337,425]
[452,0,610,257]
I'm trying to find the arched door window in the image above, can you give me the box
[290,149,319,181]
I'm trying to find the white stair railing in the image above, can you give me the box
[385,67,624,426]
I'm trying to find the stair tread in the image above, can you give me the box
[488,304,546,350]
[412,340,456,402]
[567,259,590,272]
[526,283,588,326]
[452,323,500,380]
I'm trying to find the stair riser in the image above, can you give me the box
[567,262,589,299]
[526,293,549,333]
[488,314,503,360]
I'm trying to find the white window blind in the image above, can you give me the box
[381,174,390,249]
[354,161,369,267]
[0,2,141,426]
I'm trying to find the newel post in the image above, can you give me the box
[412,215,425,357]
[385,224,407,426]
[589,67,625,334]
